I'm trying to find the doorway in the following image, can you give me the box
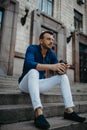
[79,43,87,83]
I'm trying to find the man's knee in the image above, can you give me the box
[27,69,39,78]
[61,74,69,80]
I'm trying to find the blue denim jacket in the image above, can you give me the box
[18,44,58,83]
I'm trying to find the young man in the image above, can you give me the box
[18,31,86,129]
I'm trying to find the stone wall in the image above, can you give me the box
[14,0,38,75]
[15,0,38,54]
[13,0,87,82]
[58,0,87,64]
[15,0,87,55]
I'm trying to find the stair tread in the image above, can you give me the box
[1,113,87,130]
[1,91,87,106]
[0,86,87,93]
[0,76,87,129]
[0,101,87,110]
[0,84,87,94]
[1,91,87,95]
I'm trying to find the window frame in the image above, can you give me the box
[0,8,3,30]
[74,9,83,31]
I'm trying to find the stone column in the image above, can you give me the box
[57,27,66,61]
[0,0,19,75]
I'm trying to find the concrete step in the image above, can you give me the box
[0,83,87,94]
[47,83,87,93]
[0,101,87,124]
[0,91,87,105]
[0,92,62,105]
[0,75,87,96]
[0,75,87,88]
[0,113,87,130]
[0,75,19,80]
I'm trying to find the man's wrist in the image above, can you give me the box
[48,64,52,70]
[36,64,52,71]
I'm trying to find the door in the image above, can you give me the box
[79,43,87,83]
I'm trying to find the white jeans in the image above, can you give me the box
[19,69,74,110]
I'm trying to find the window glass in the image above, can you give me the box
[74,10,83,31]
[48,1,52,15]
[37,0,53,16]
[43,0,47,12]
[37,0,42,10]
[0,11,3,28]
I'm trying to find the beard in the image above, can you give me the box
[42,43,53,50]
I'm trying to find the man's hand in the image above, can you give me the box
[51,63,70,75]
[36,63,70,74]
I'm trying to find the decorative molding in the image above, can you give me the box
[14,52,25,59]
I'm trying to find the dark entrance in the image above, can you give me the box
[79,43,87,83]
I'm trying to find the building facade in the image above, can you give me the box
[0,0,87,83]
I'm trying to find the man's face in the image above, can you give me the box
[40,33,54,50]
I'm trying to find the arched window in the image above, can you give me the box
[37,0,53,16]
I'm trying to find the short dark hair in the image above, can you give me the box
[39,30,54,39]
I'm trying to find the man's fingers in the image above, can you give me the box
[57,67,66,73]
[58,63,66,70]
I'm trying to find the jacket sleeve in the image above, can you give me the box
[24,46,38,70]
[50,50,58,64]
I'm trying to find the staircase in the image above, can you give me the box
[0,75,87,130]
